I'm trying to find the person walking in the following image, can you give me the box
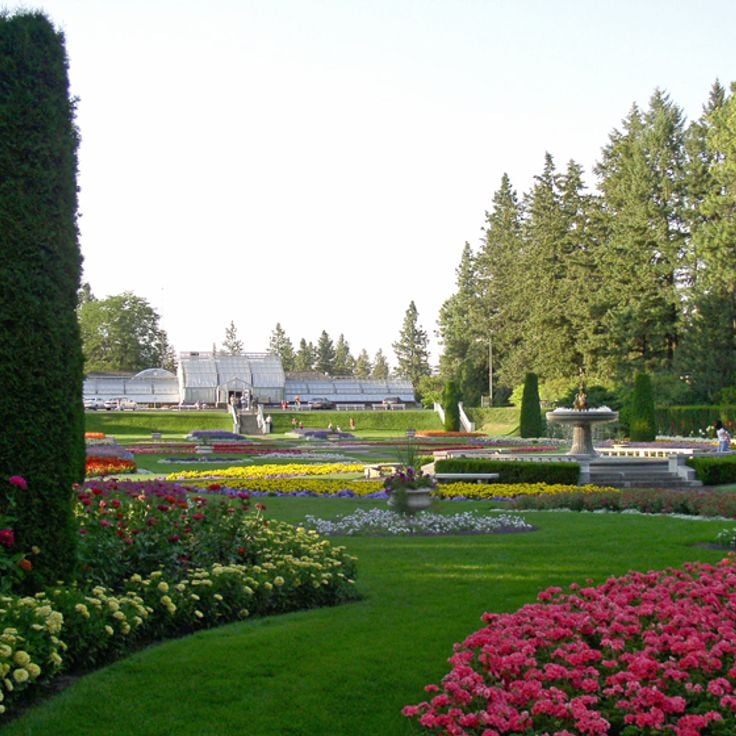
[715,420,731,452]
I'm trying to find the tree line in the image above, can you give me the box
[438,81,736,407]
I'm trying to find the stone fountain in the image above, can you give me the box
[545,384,618,457]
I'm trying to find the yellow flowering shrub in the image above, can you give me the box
[436,482,620,500]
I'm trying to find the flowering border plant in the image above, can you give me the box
[404,558,736,735]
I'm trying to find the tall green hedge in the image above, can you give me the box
[520,372,544,438]
[0,12,84,586]
[442,381,460,432]
[629,372,657,441]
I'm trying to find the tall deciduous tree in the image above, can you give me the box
[78,292,173,372]
[393,301,431,387]
[268,322,295,371]
[0,11,83,585]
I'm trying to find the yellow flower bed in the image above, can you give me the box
[166,462,365,481]
[189,478,386,495]
[436,483,620,499]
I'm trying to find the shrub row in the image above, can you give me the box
[655,405,736,438]
[434,458,580,485]
[687,454,736,485]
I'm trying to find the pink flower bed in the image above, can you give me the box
[404,559,736,735]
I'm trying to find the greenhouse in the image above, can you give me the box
[82,352,415,408]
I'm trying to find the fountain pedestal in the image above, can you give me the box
[545,408,619,458]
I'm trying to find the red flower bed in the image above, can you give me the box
[86,456,136,477]
[404,559,736,735]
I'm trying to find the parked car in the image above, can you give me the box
[104,397,138,411]
[83,397,106,410]
[308,398,335,410]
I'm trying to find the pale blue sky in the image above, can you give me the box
[16,0,736,365]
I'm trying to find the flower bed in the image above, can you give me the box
[303,509,534,536]
[0,477,358,720]
[404,559,736,735]
[166,462,365,481]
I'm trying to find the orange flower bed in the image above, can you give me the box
[84,432,106,440]
[415,430,485,438]
[85,456,136,477]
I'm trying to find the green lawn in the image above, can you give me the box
[4,501,732,736]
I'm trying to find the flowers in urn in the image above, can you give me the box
[384,466,436,515]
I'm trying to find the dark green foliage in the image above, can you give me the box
[519,373,544,438]
[0,12,83,584]
[629,372,657,441]
[434,458,579,485]
[442,381,460,431]
[654,405,734,438]
[686,455,736,485]
[392,301,431,387]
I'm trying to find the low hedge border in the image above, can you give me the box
[434,458,579,485]
[687,454,736,485]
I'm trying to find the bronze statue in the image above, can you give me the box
[573,383,588,412]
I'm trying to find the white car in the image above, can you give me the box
[104,397,138,411]
[83,397,106,410]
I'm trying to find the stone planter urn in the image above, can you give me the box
[388,487,434,513]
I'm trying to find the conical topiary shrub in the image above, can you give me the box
[520,372,545,438]
[442,381,460,432]
[629,371,657,441]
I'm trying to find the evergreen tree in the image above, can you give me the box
[392,301,431,387]
[222,320,243,354]
[268,322,296,371]
[437,243,481,379]
[315,331,336,375]
[372,349,390,379]
[293,339,316,372]
[0,11,83,585]
[354,349,372,379]
[519,373,544,438]
[629,372,657,441]
[594,91,688,381]
[333,334,355,376]
[477,174,524,393]
[442,381,461,431]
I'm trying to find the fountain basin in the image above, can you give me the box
[546,408,619,457]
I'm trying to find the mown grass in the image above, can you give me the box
[3,502,733,736]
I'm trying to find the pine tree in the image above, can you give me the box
[294,339,316,372]
[0,11,84,585]
[333,334,355,376]
[392,301,431,387]
[316,331,336,375]
[222,320,243,354]
[354,349,372,379]
[268,323,296,371]
[372,349,390,379]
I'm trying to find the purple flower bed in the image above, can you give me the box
[186,430,245,441]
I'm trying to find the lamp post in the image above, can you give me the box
[488,335,493,407]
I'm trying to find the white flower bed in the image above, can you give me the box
[303,508,534,536]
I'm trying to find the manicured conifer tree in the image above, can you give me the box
[520,372,545,438]
[0,11,84,586]
[629,371,657,441]
[442,381,460,431]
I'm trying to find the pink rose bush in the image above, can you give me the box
[404,558,736,735]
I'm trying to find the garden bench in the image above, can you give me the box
[433,472,500,484]
[364,463,402,479]
[336,403,366,411]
